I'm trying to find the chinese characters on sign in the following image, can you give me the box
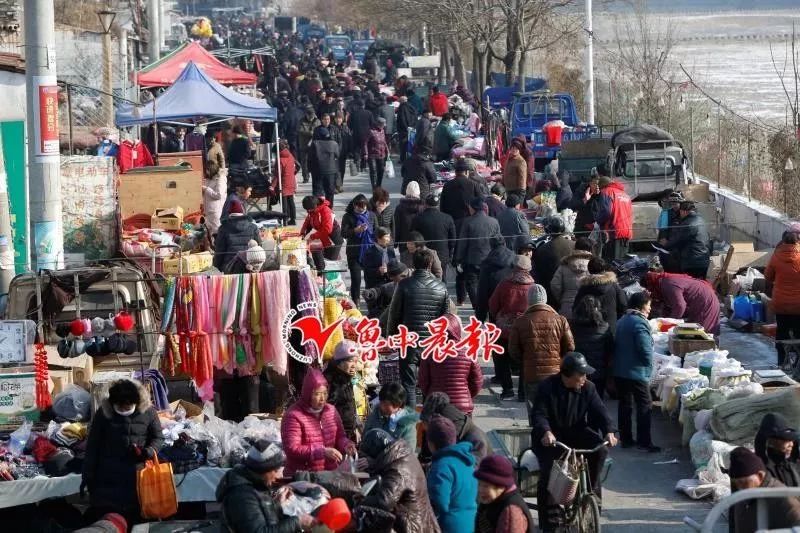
[33,76,59,160]
[282,301,503,364]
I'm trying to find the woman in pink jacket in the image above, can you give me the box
[281,368,357,476]
[419,313,484,415]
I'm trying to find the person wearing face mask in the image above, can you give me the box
[324,341,363,442]
[216,440,317,532]
[363,382,419,450]
[82,379,164,523]
[755,413,800,487]
[281,368,357,477]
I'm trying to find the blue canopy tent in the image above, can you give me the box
[116,61,285,206]
[115,61,277,127]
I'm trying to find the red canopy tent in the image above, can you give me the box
[135,41,257,87]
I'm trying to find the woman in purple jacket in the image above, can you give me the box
[645,271,720,336]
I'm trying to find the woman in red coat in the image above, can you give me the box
[271,140,297,225]
[300,196,343,269]
[280,368,357,477]
[765,230,800,365]
[418,313,484,415]
[488,254,535,399]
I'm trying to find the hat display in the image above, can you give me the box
[474,454,516,488]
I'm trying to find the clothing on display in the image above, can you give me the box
[117,140,155,173]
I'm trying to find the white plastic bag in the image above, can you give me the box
[385,159,395,179]
[52,384,91,422]
[9,421,32,456]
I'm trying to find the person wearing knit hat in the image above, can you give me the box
[405,180,421,199]
[527,283,547,306]
[488,254,536,400]
[217,440,316,532]
[426,415,479,533]
[323,340,362,441]
[726,446,800,532]
[474,454,535,533]
[213,200,261,274]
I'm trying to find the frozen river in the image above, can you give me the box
[593,9,800,122]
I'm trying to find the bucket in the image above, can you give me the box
[317,498,351,531]
[544,125,563,146]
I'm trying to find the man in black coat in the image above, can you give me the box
[308,127,340,206]
[532,353,617,531]
[660,201,710,279]
[279,102,305,156]
[387,249,449,408]
[414,110,434,155]
[533,216,575,304]
[455,198,503,308]
[401,150,437,198]
[475,239,516,322]
[440,158,482,225]
[755,413,800,488]
[410,194,457,281]
[396,95,418,162]
[348,98,373,171]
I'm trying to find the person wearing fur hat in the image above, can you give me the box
[82,379,164,521]
[572,257,628,336]
[357,429,442,533]
[216,440,317,532]
[728,446,800,533]
[281,368,357,476]
[324,340,362,442]
[474,454,536,533]
[426,415,478,533]
[419,313,484,416]
[489,254,536,399]
[509,284,575,424]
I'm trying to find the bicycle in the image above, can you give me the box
[547,441,607,533]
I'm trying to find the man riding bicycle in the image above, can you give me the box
[531,352,618,531]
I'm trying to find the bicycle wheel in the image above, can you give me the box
[577,495,601,533]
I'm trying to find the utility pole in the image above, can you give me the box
[0,129,17,293]
[24,0,63,271]
[584,0,596,125]
[98,10,116,129]
[148,0,160,62]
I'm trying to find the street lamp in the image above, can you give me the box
[97,10,116,129]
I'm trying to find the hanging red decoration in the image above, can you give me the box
[114,311,135,332]
[34,343,51,409]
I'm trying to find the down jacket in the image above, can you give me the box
[213,216,262,273]
[573,271,628,335]
[533,235,575,302]
[83,380,164,512]
[474,243,516,322]
[550,250,593,319]
[509,304,575,385]
[281,369,354,476]
[324,364,360,441]
[363,407,419,451]
[394,197,425,245]
[428,441,478,533]
[488,270,536,339]
[387,269,449,338]
[216,465,299,533]
[363,439,442,533]
[419,352,483,415]
[765,243,800,315]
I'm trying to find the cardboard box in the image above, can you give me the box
[668,336,717,360]
[47,347,94,388]
[151,207,185,231]
[119,167,202,219]
[678,182,711,202]
[0,366,40,424]
[162,251,213,275]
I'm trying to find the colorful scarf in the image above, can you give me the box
[356,210,375,263]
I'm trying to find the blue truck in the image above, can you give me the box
[324,34,352,61]
[350,39,374,65]
[508,91,596,167]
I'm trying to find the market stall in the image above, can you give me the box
[135,41,257,88]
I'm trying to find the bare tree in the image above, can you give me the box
[769,24,800,134]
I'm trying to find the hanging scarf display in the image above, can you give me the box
[190,276,213,398]
[297,269,321,364]
[257,270,291,375]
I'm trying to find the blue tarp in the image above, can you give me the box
[116,61,277,127]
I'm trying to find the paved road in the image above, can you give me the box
[292,158,731,531]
